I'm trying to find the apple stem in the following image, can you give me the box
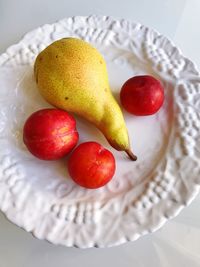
[125,149,137,161]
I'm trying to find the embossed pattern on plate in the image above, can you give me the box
[0,15,200,248]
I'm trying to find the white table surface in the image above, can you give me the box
[0,0,200,266]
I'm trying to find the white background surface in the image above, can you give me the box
[0,0,200,266]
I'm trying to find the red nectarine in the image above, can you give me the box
[23,109,79,160]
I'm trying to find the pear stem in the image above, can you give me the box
[125,149,137,161]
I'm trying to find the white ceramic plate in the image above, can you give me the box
[0,15,200,248]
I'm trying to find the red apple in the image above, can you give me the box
[23,109,79,160]
[120,75,164,115]
[68,142,115,189]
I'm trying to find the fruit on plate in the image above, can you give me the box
[23,109,79,160]
[68,142,115,189]
[120,75,164,116]
[34,38,137,161]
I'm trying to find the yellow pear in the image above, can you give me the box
[34,38,137,160]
